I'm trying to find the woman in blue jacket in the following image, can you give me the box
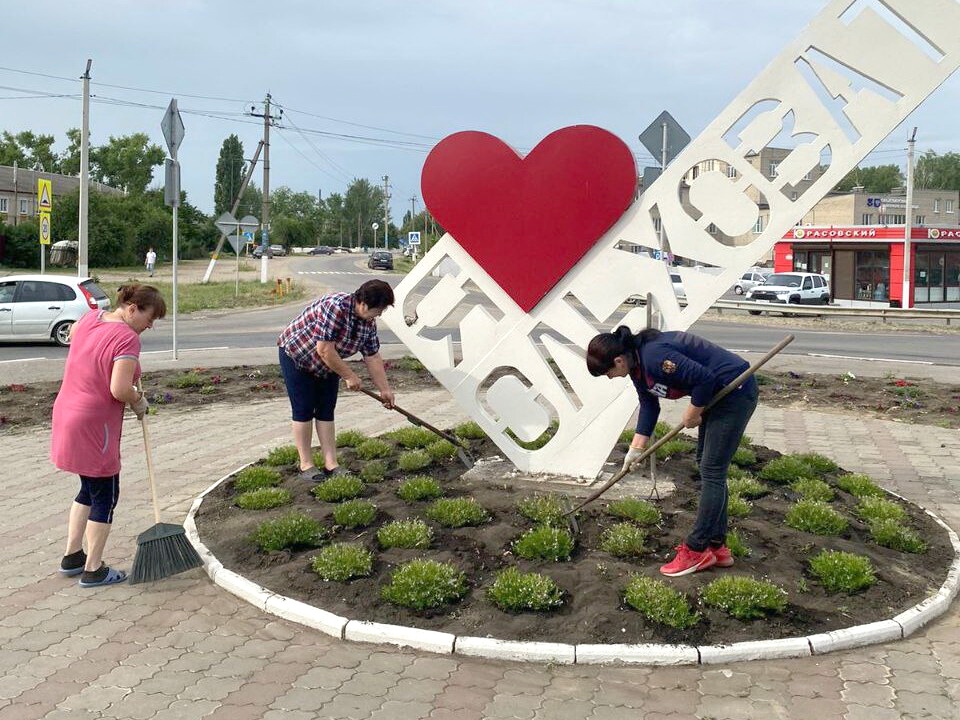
[587,326,758,577]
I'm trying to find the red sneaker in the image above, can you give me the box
[713,545,734,568]
[659,544,717,577]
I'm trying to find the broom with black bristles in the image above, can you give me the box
[129,384,202,584]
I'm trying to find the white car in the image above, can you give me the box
[0,274,111,346]
[734,269,771,295]
[625,270,685,304]
[745,272,830,314]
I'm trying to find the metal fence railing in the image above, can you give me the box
[712,299,960,325]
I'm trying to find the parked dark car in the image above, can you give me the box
[251,244,288,258]
[367,251,394,270]
[308,246,334,255]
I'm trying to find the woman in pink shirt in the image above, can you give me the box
[51,284,165,587]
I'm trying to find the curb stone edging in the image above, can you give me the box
[185,465,960,665]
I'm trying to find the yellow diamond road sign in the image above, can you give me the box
[37,179,52,212]
[39,211,51,246]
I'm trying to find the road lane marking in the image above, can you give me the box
[297,271,370,276]
[807,352,934,365]
[141,346,230,355]
[0,357,46,364]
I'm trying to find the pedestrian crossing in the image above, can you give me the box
[296,270,371,275]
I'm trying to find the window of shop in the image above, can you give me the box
[861,213,873,225]
[793,250,831,276]
[879,214,906,224]
[0,198,7,214]
[19,199,28,215]
[754,217,763,233]
[915,249,960,303]
[769,162,779,178]
[935,199,941,213]
[916,215,926,225]
[727,166,737,178]
[855,250,890,301]
[948,200,956,213]
[793,251,809,272]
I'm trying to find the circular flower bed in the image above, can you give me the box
[194,422,955,646]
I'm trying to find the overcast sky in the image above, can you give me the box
[3,1,959,217]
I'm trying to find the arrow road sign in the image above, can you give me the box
[161,98,185,159]
[639,110,690,168]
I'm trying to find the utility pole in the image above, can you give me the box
[409,196,417,224]
[902,127,918,309]
[382,175,391,250]
[249,94,282,283]
[78,59,92,278]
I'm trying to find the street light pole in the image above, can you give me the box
[78,59,92,278]
[902,127,918,309]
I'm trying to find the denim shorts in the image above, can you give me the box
[278,348,340,422]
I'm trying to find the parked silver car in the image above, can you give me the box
[0,274,111,346]
[734,269,771,295]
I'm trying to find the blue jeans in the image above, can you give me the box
[686,379,758,552]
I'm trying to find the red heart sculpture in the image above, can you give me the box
[421,126,637,312]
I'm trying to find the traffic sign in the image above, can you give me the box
[39,211,51,246]
[37,179,52,211]
[226,234,242,254]
[215,212,238,235]
[239,215,259,231]
[164,159,180,208]
[243,231,255,242]
[372,222,379,230]
[161,99,185,159]
[408,231,421,246]
[639,111,690,168]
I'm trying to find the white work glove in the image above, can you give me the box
[622,445,645,472]
[130,393,149,420]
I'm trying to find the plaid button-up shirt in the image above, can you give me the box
[277,292,380,376]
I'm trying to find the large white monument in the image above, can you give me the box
[384,0,960,478]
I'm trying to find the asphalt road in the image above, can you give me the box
[2,253,959,367]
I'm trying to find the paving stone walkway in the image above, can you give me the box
[2,389,960,720]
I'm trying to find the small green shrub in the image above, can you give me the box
[837,473,885,498]
[701,575,788,620]
[759,455,817,485]
[397,449,433,472]
[517,494,567,526]
[336,429,367,448]
[236,487,291,510]
[732,447,757,467]
[623,576,700,629]
[513,526,574,562]
[234,466,283,493]
[791,478,835,502]
[727,464,752,481]
[381,559,466,610]
[425,497,490,528]
[728,476,768,499]
[454,421,486,440]
[311,543,373,581]
[785,500,848,535]
[856,496,907,524]
[426,439,458,462]
[264,445,300,467]
[727,494,752,518]
[739,433,753,446]
[869,518,927,553]
[619,428,636,444]
[656,438,695,460]
[599,523,648,558]
[359,460,388,483]
[377,519,433,549]
[311,474,364,502]
[605,497,662,526]
[355,438,393,460]
[397,475,443,503]
[654,421,672,439]
[487,567,564,612]
[172,372,204,388]
[795,452,839,474]
[387,426,436,449]
[199,385,218,395]
[809,550,876,594]
[726,529,751,558]
[508,420,558,450]
[252,513,326,551]
[331,499,377,528]
[397,355,426,372]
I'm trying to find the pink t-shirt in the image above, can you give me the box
[50,311,141,477]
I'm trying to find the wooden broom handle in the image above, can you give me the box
[136,380,162,525]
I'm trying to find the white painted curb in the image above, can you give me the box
[186,464,960,665]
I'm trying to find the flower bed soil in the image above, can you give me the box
[195,435,954,646]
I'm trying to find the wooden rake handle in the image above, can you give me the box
[569,334,795,515]
[356,386,467,450]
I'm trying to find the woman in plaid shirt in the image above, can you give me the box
[277,280,396,481]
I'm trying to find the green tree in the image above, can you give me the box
[59,128,82,176]
[90,133,165,194]
[915,151,960,191]
[0,131,60,171]
[343,178,384,248]
[833,164,903,193]
[237,184,262,221]
[214,135,245,217]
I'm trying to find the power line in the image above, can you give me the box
[275,128,349,184]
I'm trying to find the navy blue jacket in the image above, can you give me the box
[629,331,754,437]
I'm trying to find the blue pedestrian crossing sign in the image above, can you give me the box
[408,231,421,246]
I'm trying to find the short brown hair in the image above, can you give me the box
[355,279,394,310]
[117,283,167,320]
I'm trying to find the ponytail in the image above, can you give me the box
[116,283,167,319]
[586,324,661,377]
